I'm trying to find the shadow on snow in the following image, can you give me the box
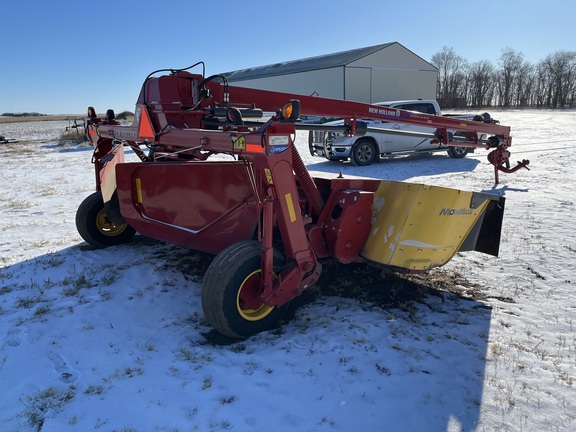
[1,237,491,431]
[305,152,482,182]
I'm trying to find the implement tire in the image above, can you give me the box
[76,191,136,248]
[201,241,288,339]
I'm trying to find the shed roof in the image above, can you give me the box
[223,42,398,82]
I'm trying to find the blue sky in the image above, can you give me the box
[1,0,574,114]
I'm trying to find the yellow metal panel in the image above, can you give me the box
[135,178,143,204]
[361,180,489,271]
[285,193,297,223]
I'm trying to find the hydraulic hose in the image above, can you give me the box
[290,143,325,217]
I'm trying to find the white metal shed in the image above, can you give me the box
[222,42,438,103]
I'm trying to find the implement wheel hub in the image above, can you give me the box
[236,270,274,321]
[96,209,129,237]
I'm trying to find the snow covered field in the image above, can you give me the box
[1,110,575,431]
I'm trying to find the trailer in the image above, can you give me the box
[0,136,17,144]
[77,63,529,338]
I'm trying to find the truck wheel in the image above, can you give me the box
[351,139,377,166]
[447,146,469,159]
[76,191,136,248]
[308,130,316,156]
[201,240,288,339]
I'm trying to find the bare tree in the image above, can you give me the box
[429,47,575,108]
[497,48,524,107]
[534,61,552,107]
[543,51,576,108]
[431,47,468,108]
[467,60,496,107]
[515,61,535,107]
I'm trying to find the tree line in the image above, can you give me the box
[431,47,576,109]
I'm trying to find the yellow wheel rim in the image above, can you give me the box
[236,270,274,321]
[96,209,128,237]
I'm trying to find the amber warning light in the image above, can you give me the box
[281,100,301,121]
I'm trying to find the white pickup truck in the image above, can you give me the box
[308,100,493,166]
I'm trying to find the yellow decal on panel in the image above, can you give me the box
[135,178,143,203]
[233,135,246,151]
[265,168,274,185]
[285,193,297,223]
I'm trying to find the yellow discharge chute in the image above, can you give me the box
[361,180,502,271]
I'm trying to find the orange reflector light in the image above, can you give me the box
[245,143,264,153]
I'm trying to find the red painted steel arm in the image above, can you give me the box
[216,84,513,142]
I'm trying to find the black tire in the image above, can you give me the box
[308,130,316,156]
[447,146,470,159]
[351,139,377,166]
[76,191,136,248]
[201,240,288,339]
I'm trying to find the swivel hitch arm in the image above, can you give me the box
[487,145,530,184]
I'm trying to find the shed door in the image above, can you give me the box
[344,67,371,103]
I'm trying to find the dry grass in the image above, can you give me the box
[0,115,83,124]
